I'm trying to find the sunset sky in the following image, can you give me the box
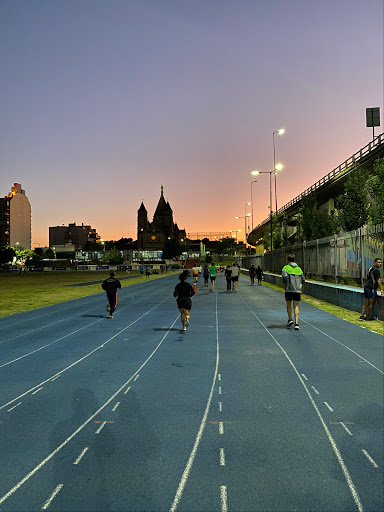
[0,0,383,246]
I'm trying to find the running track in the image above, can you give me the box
[0,273,383,512]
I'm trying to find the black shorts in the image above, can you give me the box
[232,276,239,281]
[285,292,301,302]
[210,276,216,281]
[177,297,192,310]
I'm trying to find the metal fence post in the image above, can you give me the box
[334,233,338,284]
[316,238,320,280]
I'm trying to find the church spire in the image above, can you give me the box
[161,185,164,197]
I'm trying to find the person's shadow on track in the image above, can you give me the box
[49,388,114,511]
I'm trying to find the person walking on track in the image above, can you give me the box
[203,265,209,287]
[231,262,240,291]
[249,265,256,285]
[102,270,122,319]
[173,270,195,331]
[282,254,305,330]
[360,258,383,321]
[256,265,263,285]
[209,262,218,292]
[225,265,232,291]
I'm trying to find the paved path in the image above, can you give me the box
[0,274,382,512]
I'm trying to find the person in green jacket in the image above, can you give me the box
[282,254,305,330]
[209,262,218,292]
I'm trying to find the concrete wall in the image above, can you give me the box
[241,269,384,320]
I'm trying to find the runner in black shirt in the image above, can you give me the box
[102,271,121,319]
[173,270,195,331]
[360,258,383,321]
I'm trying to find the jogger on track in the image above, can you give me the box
[173,270,195,331]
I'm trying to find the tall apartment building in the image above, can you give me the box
[0,183,31,249]
[49,223,100,249]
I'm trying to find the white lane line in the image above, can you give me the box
[302,320,384,375]
[218,374,221,381]
[0,289,164,370]
[324,402,334,412]
[301,373,308,381]
[340,422,353,436]
[95,421,107,434]
[220,448,226,466]
[218,386,222,395]
[7,402,22,412]
[220,485,228,512]
[41,484,63,510]
[133,375,139,382]
[0,320,103,369]
[311,386,320,395]
[112,402,120,412]
[32,387,43,395]
[50,375,60,382]
[73,447,89,465]
[240,296,363,512]
[124,386,131,395]
[1,318,67,345]
[219,402,222,412]
[219,422,224,435]
[170,294,220,512]
[0,296,171,412]
[0,315,179,508]
[362,449,379,468]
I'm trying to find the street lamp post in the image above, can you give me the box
[250,180,258,230]
[235,214,251,252]
[273,128,285,212]
[251,168,282,254]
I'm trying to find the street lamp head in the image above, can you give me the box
[246,213,251,217]
[275,163,283,171]
[235,216,240,219]
[278,128,285,135]
[251,170,260,176]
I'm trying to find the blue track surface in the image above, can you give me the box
[0,274,383,512]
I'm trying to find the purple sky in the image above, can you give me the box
[0,0,383,246]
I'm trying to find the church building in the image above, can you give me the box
[137,186,186,252]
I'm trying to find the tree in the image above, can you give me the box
[366,158,384,232]
[336,167,370,231]
[0,246,16,266]
[45,248,55,259]
[162,239,181,260]
[297,193,338,241]
[103,248,124,265]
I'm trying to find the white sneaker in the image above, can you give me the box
[184,317,189,327]
[294,324,300,330]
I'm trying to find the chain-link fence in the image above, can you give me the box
[242,225,384,284]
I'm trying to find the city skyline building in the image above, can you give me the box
[0,183,31,250]
[49,222,100,249]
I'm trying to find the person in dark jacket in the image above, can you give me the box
[173,270,195,331]
[249,265,256,285]
[102,271,121,319]
[255,266,263,285]
[360,258,383,320]
[225,265,232,291]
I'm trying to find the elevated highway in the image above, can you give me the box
[248,132,384,248]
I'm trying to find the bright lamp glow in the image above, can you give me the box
[251,170,260,175]
[275,163,283,171]
[278,129,285,135]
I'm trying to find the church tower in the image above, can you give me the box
[153,185,173,232]
[137,201,148,249]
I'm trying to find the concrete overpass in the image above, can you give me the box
[247,132,384,250]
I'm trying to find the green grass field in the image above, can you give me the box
[0,270,170,318]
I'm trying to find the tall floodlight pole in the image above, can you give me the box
[250,181,257,230]
[273,128,285,213]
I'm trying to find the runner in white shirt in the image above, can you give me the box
[231,263,240,291]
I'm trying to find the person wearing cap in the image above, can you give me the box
[102,270,122,319]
